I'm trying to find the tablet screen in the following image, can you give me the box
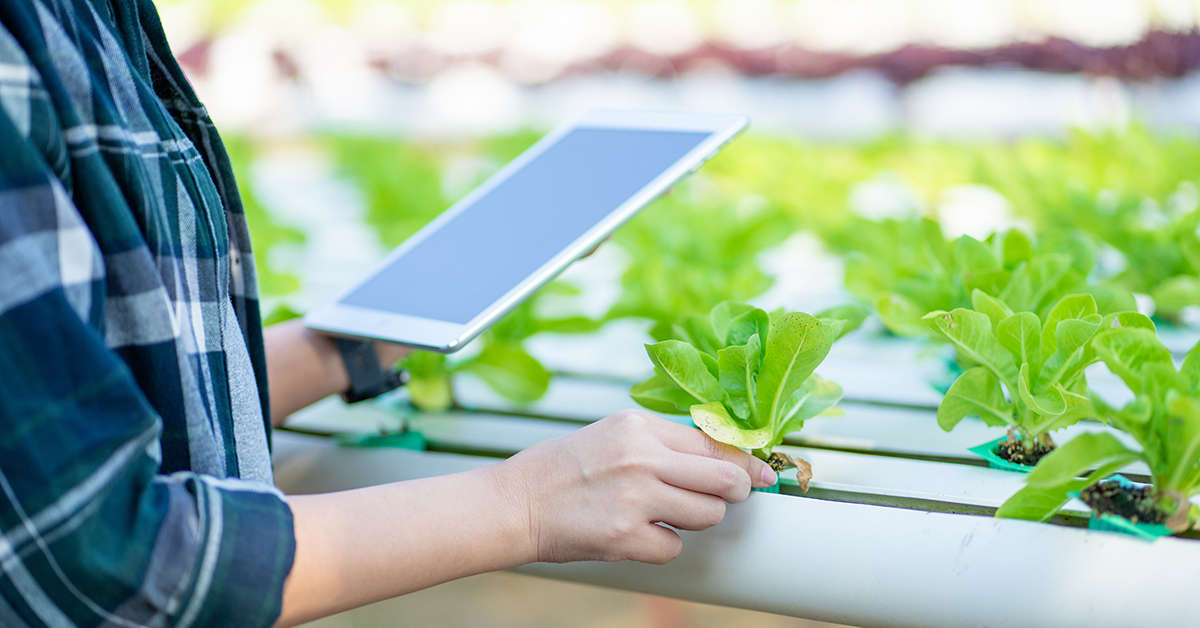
[340,127,713,324]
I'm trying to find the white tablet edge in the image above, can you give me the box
[306,109,749,352]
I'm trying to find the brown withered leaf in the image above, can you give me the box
[768,453,816,494]
[763,452,813,491]
[793,457,812,493]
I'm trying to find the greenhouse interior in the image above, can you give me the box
[156,0,1200,626]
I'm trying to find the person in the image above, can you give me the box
[0,1,777,626]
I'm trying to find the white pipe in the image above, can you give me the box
[273,432,1200,628]
[516,492,1200,628]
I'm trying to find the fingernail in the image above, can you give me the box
[760,466,777,486]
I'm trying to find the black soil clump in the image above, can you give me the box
[765,452,791,472]
[1080,480,1165,525]
[996,439,1054,467]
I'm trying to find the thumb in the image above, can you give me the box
[748,454,777,489]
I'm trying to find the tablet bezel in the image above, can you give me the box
[305,109,749,353]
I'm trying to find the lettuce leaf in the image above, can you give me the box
[630,301,850,455]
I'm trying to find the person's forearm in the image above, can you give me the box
[270,411,776,626]
[274,463,532,627]
[264,319,411,426]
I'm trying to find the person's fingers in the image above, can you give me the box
[650,416,777,488]
[626,523,683,565]
[654,450,752,503]
[648,484,728,531]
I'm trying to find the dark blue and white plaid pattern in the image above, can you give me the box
[0,0,294,626]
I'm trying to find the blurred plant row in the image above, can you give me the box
[167,0,1198,55]
[230,126,1200,533]
[165,0,1200,88]
[231,125,1200,400]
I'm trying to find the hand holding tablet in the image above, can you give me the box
[306,109,748,352]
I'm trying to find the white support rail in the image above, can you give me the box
[516,494,1200,628]
[280,407,1123,516]
[272,430,1200,628]
[442,375,1152,476]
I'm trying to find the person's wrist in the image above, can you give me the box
[479,459,541,566]
[372,341,411,367]
[303,324,353,393]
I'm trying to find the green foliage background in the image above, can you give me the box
[229,127,1200,413]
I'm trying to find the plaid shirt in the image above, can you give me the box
[0,1,294,626]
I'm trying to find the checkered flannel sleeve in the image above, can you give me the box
[0,42,294,628]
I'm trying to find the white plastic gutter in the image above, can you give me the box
[443,375,1153,475]
[272,431,1200,628]
[516,491,1200,628]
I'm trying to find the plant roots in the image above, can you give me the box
[765,452,812,493]
[998,429,1056,466]
[1079,479,1167,526]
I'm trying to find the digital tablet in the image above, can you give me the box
[306,109,749,352]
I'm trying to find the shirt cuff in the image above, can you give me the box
[170,475,296,628]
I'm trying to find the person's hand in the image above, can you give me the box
[490,409,778,565]
[276,409,774,625]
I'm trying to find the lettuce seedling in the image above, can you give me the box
[834,215,1132,339]
[984,154,1200,323]
[926,291,1150,457]
[1098,192,1200,323]
[606,194,792,341]
[997,328,1200,532]
[631,301,856,489]
[973,125,1200,272]
[867,221,1133,338]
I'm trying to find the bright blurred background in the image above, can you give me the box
[157,0,1200,321]
[159,1,1200,626]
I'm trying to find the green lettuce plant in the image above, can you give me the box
[848,217,1132,338]
[926,291,1150,459]
[606,191,793,341]
[833,216,958,325]
[974,127,1200,224]
[974,128,1200,324]
[997,328,1200,533]
[630,301,857,489]
[1006,181,1200,324]
[1086,189,1200,324]
[696,135,884,237]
